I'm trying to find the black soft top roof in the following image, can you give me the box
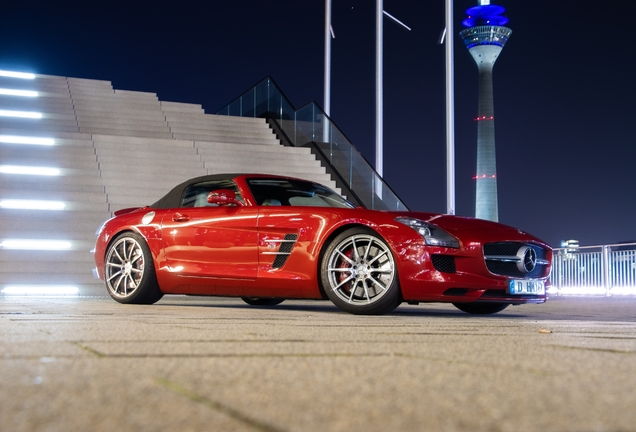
[150,173,244,209]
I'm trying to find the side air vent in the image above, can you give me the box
[271,234,299,269]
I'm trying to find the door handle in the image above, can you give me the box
[172,213,190,222]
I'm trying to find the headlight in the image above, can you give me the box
[395,217,459,248]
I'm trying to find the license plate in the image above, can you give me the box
[508,279,545,295]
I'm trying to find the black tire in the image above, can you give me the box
[453,302,509,315]
[320,228,402,315]
[241,297,285,306]
[104,232,163,304]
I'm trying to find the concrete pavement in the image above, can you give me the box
[1,295,635,432]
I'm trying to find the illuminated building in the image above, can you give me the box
[460,0,511,221]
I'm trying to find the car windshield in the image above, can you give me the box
[246,178,355,208]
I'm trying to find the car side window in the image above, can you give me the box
[180,180,243,208]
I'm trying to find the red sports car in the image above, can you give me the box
[93,174,552,315]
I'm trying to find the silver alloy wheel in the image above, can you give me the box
[105,236,146,298]
[326,234,395,305]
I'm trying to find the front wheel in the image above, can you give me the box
[453,302,509,315]
[104,232,163,304]
[241,297,284,306]
[320,228,402,315]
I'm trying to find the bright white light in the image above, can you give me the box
[0,70,35,79]
[0,239,72,250]
[0,88,38,97]
[0,110,42,119]
[556,286,607,296]
[2,285,79,295]
[0,135,55,145]
[0,165,60,176]
[0,200,65,210]
[609,286,636,296]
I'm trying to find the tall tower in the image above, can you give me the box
[460,1,511,222]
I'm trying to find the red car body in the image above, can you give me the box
[94,174,552,315]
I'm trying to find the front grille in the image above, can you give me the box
[431,254,456,273]
[484,242,523,256]
[484,242,549,278]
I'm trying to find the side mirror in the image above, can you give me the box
[207,189,243,207]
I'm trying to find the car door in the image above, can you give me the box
[161,180,259,281]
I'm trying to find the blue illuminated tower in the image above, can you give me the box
[460,1,511,222]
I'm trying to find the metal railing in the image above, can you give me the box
[550,243,636,296]
[216,77,408,211]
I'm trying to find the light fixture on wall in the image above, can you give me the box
[0,135,55,145]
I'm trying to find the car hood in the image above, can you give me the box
[391,211,550,246]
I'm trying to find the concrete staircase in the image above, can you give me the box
[0,72,336,296]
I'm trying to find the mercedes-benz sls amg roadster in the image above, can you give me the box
[93,174,552,315]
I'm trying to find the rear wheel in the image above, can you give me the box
[453,302,509,315]
[321,228,401,315]
[104,232,163,304]
[241,297,284,306]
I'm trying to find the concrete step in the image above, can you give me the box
[75,105,167,121]
[0,272,100,285]
[77,115,167,127]
[203,163,326,176]
[0,144,96,159]
[78,121,170,134]
[200,153,321,167]
[98,159,205,172]
[0,98,74,111]
[168,125,276,140]
[113,89,159,100]
[0,174,105,188]
[91,134,194,148]
[167,113,267,126]
[0,260,97,275]
[96,144,198,159]
[79,128,172,139]
[196,144,312,156]
[107,195,169,207]
[172,132,279,145]
[160,101,204,113]
[105,185,169,199]
[165,115,271,128]
[0,209,110,224]
[0,217,107,233]
[0,78,68,93]
[102,178,189,193]
[0,188,107,204]
[0,249,97,263]
[0,115,77,125]
[0,178,104,193]
[72,101,161,113]
[97,151,201,164]
[0,227,98,243]
[0,157,98,171]
[0,130,92,142]
[99,169,207,182]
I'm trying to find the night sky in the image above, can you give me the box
[1,0,635,247]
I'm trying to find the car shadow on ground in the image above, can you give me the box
[154,298,532,319]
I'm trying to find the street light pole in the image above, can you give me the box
[376,0,384,179]
[324,0,332,119]
[445,0,456,215]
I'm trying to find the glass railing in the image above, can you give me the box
[216,77,408,211]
